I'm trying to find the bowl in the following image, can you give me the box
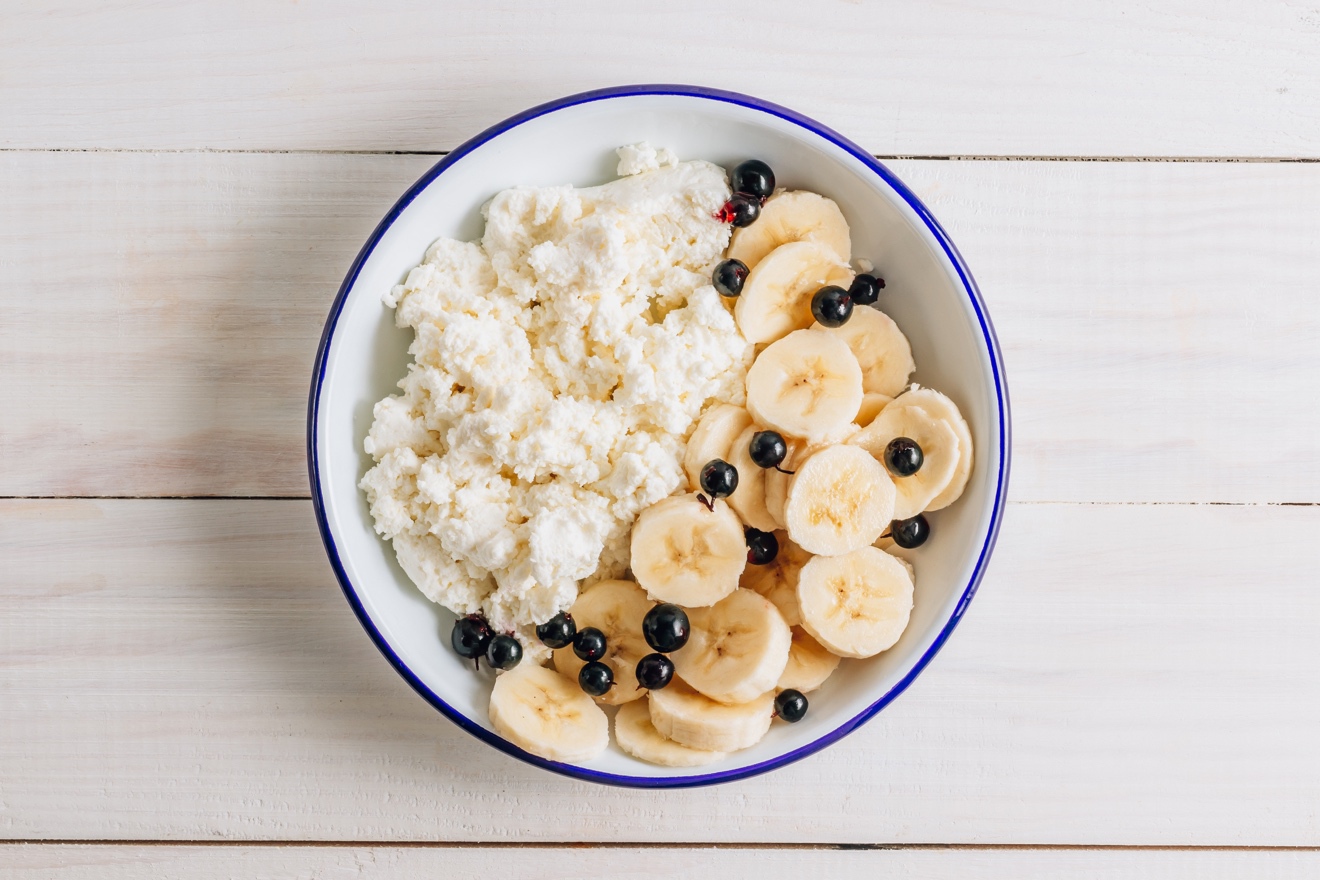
[308,85,1010,787]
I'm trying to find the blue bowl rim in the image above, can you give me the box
[307,83,1012,789]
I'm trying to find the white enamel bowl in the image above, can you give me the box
[308,85,1010,787]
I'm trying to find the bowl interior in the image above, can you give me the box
[311,89,1006,785]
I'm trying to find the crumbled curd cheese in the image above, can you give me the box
[360,145,752,658]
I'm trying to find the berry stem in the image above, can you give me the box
[774,466,796,475]
[697,493,714,511]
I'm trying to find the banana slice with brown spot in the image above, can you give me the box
[746,328,863,443]
[797,546,914,658]
[488,664,609,763]
[630,494,747,607]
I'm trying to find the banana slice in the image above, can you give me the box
[672,589,792,704]
[552,579,654,705]
[727,190,852,272]
[763,440,812,529]
[488,664,609,763]
[778,626,841,693]
[735,241,854,344]
[885,387,974,510]
[849,404,959,520]
[797,546,914,658]
[683,404,752,492]
[615,698,727,767]
[740,531,810,626]
[648,678,774,752]
[784,444,895,556]
[725,425,780,532]
[855,393,893,427]
[820,306,915,397]
[630,494,747,607]
[746,328,863,443]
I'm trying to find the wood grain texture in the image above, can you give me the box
[4,152,1319,500]
[3,845,1320,879]
[3,1,1319,156]
[3,498,1319,844]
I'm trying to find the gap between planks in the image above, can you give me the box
[0,148,1318,163]
[5,841,1320,852]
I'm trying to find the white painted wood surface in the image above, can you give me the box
[4,153,1318,501]
[4,845,1320,880]
[3,1,1319,157]
[3,0,1318,870]
[3,499,1319,844]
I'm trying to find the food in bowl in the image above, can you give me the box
[359,145,973,766]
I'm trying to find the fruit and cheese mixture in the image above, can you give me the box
[362,148,974,767]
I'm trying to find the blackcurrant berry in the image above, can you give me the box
[890,514,930,549]
[884,436,924,477]
[848,273,884,306]
[713,259,749,297]
[748,430,788,469]
[642,603,690,653]
[731,159,775,202]
[775,689,808,722]
[716,193,761,227]
[699,459,738,500]
[535,611,576,649]
[485,634,523,670]
[450,615,493,661]
[745,527,779,565]
[573,626,608,662]
[635,653,675,690]
[811,285,853,327]
[579,661,615,697]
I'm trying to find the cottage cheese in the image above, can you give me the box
[360,145,753,658]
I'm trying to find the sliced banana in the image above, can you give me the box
[735,241,854,345]
[886,387,974,511]
[778,626,841,693]
[849,404,959,520]
[820,306,915,397]
[672,588,792,704]
[855,393,893,427]
[630,494,747,607]
[552,579,654,705]
[648,678,774,752]
[783,444,894,556]
[797,546,914,659]
[763,439,811,529]
[725,424,780,532]
[740,531,810,626]
[683,404,752,492]
[746,328,863,443]
[488,664,609,763]
[727,190,852,272]
[615,698,727,767]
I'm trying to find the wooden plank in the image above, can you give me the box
[3,845,1319,879]
[3,498,1319,843]
[2,1,1319,156]
[4,152,1319,501]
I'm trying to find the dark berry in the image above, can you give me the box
[848,273,884,306]
[891,514,930,549]
[748,430,788,469]
[635,652,675,690]
[811,285,853,328]
[642,603,690,653]
[731,159,775,202]
[716,193,761,227]
[774,689,808,722]
[450,614,493,661]
[746,527,779,565]
[573,626,608,662]
[535,611,576,649]
[579,661,614,697]
[884,437,924,477]
[699,459,738,500]
[713,259,749,297]
[485,634,523,670]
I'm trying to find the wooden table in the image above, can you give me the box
[4,2,1319,876]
